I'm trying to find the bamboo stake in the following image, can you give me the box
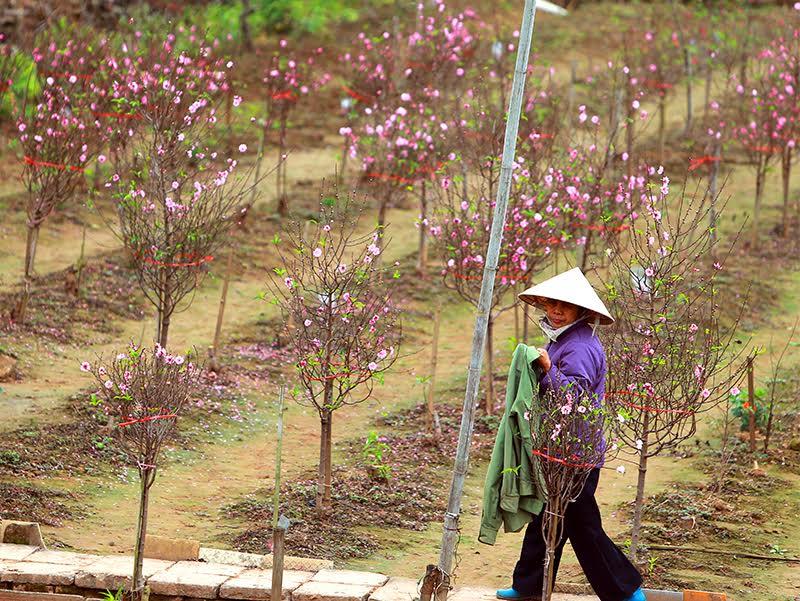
[75,223,87,294]
[419,1,539,597]
[709,139,720,245]
[271,386,288,601]
[209,249,235,371]
[747,357,756,453]
[646,544,800,563]
[427,305,442,440]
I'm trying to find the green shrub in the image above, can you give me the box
[0,449,21,466]
[729,388,769,432]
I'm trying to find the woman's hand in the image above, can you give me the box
[537,348,552,372]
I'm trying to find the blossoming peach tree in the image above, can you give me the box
[80,344,200,599]
[12,34,107,322]
[265,190,402,517]
[261,40,329,217]
[531,382,609,601]
[602,176,750,562]
[106,37,264,347]
[428,151,563,414]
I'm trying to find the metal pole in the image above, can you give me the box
[420,2,539,598]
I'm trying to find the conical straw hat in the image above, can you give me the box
[518,267,614,325]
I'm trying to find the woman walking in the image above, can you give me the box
[496,267,645,601]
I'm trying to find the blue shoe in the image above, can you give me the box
[623,588,647,601]
[496,588,540,601]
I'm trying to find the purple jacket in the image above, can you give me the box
[540,320,607,465]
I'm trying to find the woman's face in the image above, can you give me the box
[540,298,581,328]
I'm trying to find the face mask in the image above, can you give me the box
[538,315,580,342]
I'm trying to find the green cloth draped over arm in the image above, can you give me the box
[478,343,547,545]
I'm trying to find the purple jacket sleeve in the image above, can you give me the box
[541,344,600,403]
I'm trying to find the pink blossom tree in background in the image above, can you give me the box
[13,33,107,322]
[721,63,785,251]
[342,0,477,258]
[602,177,750,562]
[106,35,263,347]
[428,150,563,415]
[262,40,330,217]
[267,190,402,517]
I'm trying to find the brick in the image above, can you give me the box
[147,560,244,597]
[683,591,726,601]
[24,550,101,567]
[200,548,266,569]
[277,557,333,572]
[0,545,38,561]
[448,587,597,601]
[143,536,200,562]
[291,581,374,601]
[74,556,174,590]
[368,577,418,601]
[640,590,682,601]
[219,568,313,600]
[1,523,44,547]
[0,561,78,586]
[0,591,84,601]
[310,570,387,588]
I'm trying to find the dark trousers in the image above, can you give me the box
[512,468,642,601]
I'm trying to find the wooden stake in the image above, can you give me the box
[427,306,442,439]
[709,139,720,245]
[273,386,286,530]
[210,249,235,371]
[420,0,539,596]
[271,386,289,601]
[748,357,756,453]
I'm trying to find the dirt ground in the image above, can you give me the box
[1,3,800,601]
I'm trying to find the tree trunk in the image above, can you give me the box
[277,115,288,218]
[133,469,155,598]
[239,0,253,52]
[781,146,792,238]
[485,314,495,415]
[317,377,334,516]
[376,190,391,253]
[625,100,634,177]
[15,223,41,322]
[541,509,563,601]
[339,135,349,189]
[417,179,428,275]
[566,60,577,134]
[683,47,693,134]
[522,303,529,345]
[323,409,333,506]
[658,94,666,164]
[579,229,593,272]
[158,290,172,348]
[24,223,39,281]
[703,63,712,124]
[316,407,331,517]
[753,161,765,251]
[629,423,650,563]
